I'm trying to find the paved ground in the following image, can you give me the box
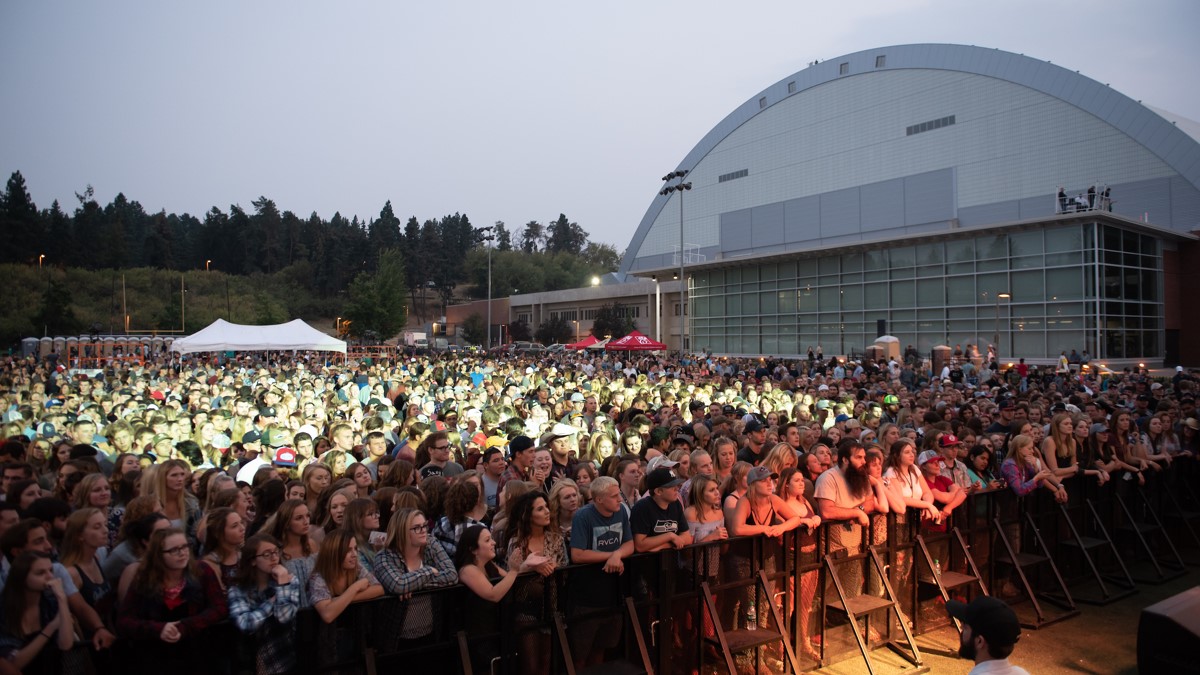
[811,566,1198,674]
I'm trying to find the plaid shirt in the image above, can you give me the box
[227,578,301,675]
[374,539,458,595]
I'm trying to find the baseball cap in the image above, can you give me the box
[647,456,679,473]
[917,450,944,466]
[241,430,263,445]
[569,392,585,402]
[509,435,535,455]
[645,467,685,492]
[834,414,850,424]
[1089,423,1110,434]
[259,406,277,417]
[883,394,899,405]
[945,596,1021,648]
[485,436,509,450]
[744,419,764,433]
[747,465,779,485]
[938,434,962,448]
[273,447,297,467]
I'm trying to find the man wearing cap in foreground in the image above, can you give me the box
[540,422,579,484]
[631,468,692,553]
[946,596,1029,674]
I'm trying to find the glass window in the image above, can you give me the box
[947,239,974,263]
[778,290,796,314]
[1045,226,1081,253]
[864,283,888,310]
[1009,230,1043,256]
[1141,270,1158,302]
[891,280,915,308]
[760,291,777,315]
[1012,270,1044,301]
[864,249,887,271]
[1011,254,1043,270]
[945,275,976,305]
[798,259,817,279]
[818,286,840,312]
[1013,331,1045,357]
[726,294,742,315]
[818,257,840,276]
[841,252,864,272]
[798,288,817,313]
[977,272,1009,299]
[743,293,759,315]
[917,278,943,306]
[916,243,944,265]
[842,286,863,311]
[890,246,915,268]
[976,235,1007,260]
[760,264,778,281]
[1045,268,1083,301]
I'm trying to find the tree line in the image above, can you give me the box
[0,171,623,336]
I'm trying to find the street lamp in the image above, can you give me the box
[38,254,45,269]
[205,259,211,272]
[992,292,1011,359]
[591,276,600,287]
[660,169,692,351]
[573,319,580,342]
[475,226,495,348]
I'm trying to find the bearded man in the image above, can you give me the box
[815,439,873,599]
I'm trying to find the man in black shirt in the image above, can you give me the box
[737,419,767,465]
[630,468,692,553]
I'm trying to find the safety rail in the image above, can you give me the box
[178,471,1198,674]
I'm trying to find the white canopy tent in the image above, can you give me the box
[169,319,346,354]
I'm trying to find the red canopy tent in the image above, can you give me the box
[605,330,667,351]
[566,335,599,350]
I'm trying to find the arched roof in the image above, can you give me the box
[619,43,1200,277]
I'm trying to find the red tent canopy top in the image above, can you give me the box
[605,330,667,351]
[565,335,599,350]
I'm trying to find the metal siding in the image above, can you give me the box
[784,195,821,244]
[1170,177,1200,228]
[751,202,786,248]
[720,209,753,254]
[904,168,956,225]
[860,177,906,231]
[958,201,1020,227]
[819,187,862,238]
[1018,194,1055,220]
[1113,177,1173,224]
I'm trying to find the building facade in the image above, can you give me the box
[619,43,1200,364]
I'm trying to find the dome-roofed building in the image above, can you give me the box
[620,43,1200,364]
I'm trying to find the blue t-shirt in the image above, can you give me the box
[569,504,632,607]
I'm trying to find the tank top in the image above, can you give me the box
[206,553,239,587]
[74,557,113,610]
[746,498,778,527]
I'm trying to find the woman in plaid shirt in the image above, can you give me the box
[227,534,301,675]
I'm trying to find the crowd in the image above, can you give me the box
[0,346,1195,674]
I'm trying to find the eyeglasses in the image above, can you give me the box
[163,545,190,556]
[410,523,429,533]
[434,444,450,451]
[255,549,281,560]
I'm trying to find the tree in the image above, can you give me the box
[582,242,622,271]
[368,201,402,264]
[0,171,43,264]
[460,312,486,346]
[493,221,512,251]
[31,279,81,336]
[535,315,573,345]
[343,248,409,340]
[590,303,636,340]
[519,221,543,253]
[545,213,588,256]
[508,319,532,342]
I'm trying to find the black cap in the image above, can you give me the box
[745,419,764,433]
[645,467,685,492]
[946,596,1021,648]
[509,435,535,455]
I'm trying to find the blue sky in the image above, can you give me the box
[2,1,1197,252]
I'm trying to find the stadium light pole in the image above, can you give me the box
[993,292,1011,359]
[660,170,692,352]
[475,226,495,348]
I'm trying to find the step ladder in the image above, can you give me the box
[1113,488,1186,583]
[914,527,989,636]
[820,546,927,675]
[990,513,1079,629]
[456,631,473,675]
[555,597,654,675]
[1159,481,1200,565]
[701,570,799,675]
[1055,500,1136,604]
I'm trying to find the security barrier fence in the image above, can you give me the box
[277,467,1197,674]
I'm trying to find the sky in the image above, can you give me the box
[2,1,1198,254]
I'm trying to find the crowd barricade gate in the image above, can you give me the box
[1155,465,1200,565]
[1052,475,1135,605]
[990,487,1079,629]
[1112,474,1186,583]
[912,505,989,635]
[819,515,926,675]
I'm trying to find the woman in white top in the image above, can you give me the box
[882,440,942,524]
